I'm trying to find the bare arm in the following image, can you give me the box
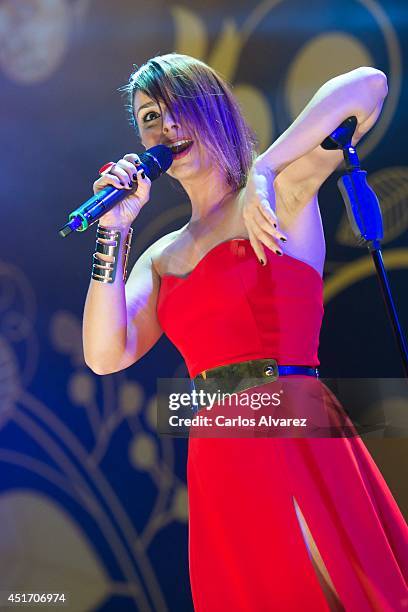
[259,67,388,178]
[240,68,388,263]
[83,230,165,375]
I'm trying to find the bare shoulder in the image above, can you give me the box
[131,229,184,275]
[149,228,185,274]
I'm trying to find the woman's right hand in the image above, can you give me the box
[92,153,152,228]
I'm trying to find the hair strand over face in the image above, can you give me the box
[119,52,258,190]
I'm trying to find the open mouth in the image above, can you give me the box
[169,139,194,155]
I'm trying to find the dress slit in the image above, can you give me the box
[293,495,345,611]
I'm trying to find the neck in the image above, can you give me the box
[179,165,236,223]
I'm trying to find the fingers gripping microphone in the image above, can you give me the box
[58,144,173,237]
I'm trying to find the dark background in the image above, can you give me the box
[0,0,407,610]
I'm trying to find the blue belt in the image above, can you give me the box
[277,365,319,377]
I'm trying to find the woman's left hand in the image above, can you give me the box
[241,158,288,265]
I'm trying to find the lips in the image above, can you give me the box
[165,139,194,154]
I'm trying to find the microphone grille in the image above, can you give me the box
[141,144,173,180]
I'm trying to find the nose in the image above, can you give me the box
[162,108,180,134]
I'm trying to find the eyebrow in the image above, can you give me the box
[136,101,157,117]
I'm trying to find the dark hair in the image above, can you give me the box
[120,53,258,190]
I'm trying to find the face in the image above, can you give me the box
[133,90,214,181]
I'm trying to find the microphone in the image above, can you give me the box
[58,144,173,237]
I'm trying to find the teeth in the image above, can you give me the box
[170,139,192,148]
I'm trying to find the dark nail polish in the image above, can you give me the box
[141,171,146,179]
[276,250,283,256]
[119,180,124,187]
[259,258,264,265]
[273,223,277,228]
[132,173,137,180]
[280,237,287,242]
[128,181,132,188]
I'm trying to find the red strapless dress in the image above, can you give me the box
[157,238,408,611]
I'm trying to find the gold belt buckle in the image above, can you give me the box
[196,358,279,395]
[199,358,278,382]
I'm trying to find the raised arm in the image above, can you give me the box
[258,66,388,196]
[240,67,388,264]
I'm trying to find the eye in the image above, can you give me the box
[142,110,160,124]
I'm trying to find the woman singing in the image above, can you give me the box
[82,53,408,610]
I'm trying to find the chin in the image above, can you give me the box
[168,161,201,181]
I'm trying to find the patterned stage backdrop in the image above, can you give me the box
[0,0,407,610]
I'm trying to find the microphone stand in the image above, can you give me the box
[321,116,408,377]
